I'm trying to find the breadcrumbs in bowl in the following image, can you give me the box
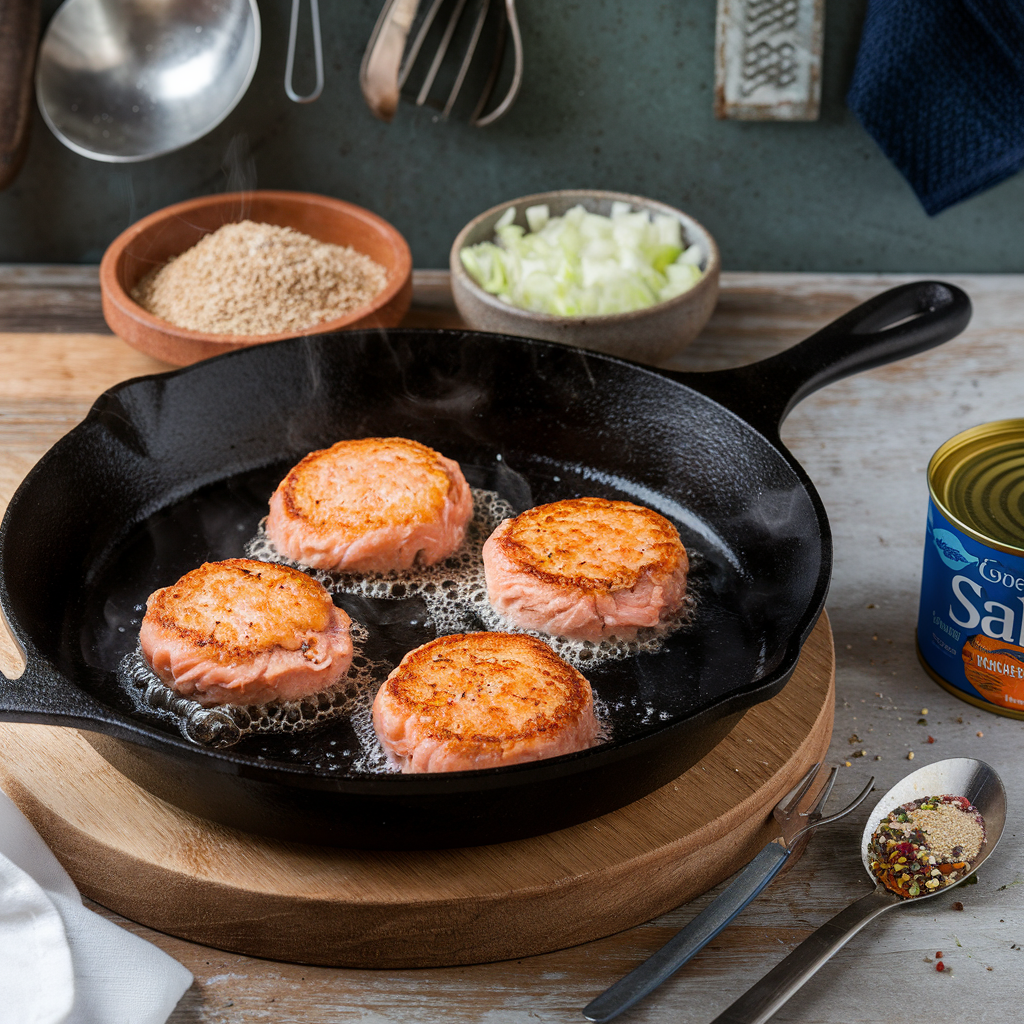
[132,221,390,336]
[101,191,412,366]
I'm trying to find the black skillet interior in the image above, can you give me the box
[0,281,971,810]
[6,332,809,766]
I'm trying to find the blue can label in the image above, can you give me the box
[918,501,1024,713]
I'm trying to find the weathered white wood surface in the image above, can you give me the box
[1,271,1022,1022]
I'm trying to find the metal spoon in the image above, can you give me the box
[583,765,875,1024]
[36,0,260,162]
[707,757,1006,1024]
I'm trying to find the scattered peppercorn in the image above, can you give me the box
[936,961,945,972]
[936,951,944,958]
[952,901,964,911]
[977,731,984,737]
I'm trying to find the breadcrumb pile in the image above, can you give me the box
[131,220,388,336]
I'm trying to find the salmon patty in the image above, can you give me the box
[140,558,353,707]
[482,497,688,641]
[266,436,473,573]
[372,632,599,772]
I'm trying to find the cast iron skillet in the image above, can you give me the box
[0,281,970,849]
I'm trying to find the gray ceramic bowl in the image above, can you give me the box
[450,189,720,365]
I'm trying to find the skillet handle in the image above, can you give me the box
[0,658,114,728]
[0,614,116,729]
[667,281,972,438]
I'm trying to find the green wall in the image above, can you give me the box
[4,0,1024,270]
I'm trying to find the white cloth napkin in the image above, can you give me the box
[0,787,193,1024]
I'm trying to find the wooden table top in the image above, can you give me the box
[0,268,1021,1024]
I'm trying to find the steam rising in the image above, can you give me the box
[248,488,693,669]
[222,132,256,217]
[118,488,695,759]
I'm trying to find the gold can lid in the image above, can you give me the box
[929,419,1024,557]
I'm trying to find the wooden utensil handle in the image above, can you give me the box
[0,0,41,190]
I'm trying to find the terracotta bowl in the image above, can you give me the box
[450,189,720,365]
[101,190,413,366]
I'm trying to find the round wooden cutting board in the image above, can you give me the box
[0,614,834,968]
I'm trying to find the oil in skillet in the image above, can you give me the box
[118,487,698,767]
[118,617,394,766]
[85,457,755,775]
[247,487,697,672]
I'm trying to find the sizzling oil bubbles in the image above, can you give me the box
[118,618,395,768]
[248,488,695,671]
[120,488,696,770]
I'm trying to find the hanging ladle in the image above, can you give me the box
[36,0,260,162]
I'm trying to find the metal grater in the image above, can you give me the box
[714,0,824,120]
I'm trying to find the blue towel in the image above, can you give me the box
[847,0,1024,215]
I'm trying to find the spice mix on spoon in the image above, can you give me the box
[868,795,985,898]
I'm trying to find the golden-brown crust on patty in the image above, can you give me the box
[278,437,457,535]
[146,558,334,658]
[373,633,598,770]
[266,436,474,573]
[495,497,687,592]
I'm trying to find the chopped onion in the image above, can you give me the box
[461,203,705,316]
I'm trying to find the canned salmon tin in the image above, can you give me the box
[917,419,1024,718]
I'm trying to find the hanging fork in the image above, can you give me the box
[583,764,876,1024]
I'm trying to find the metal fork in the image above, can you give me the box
[360,0,522,125]
[582,764,875,1024]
